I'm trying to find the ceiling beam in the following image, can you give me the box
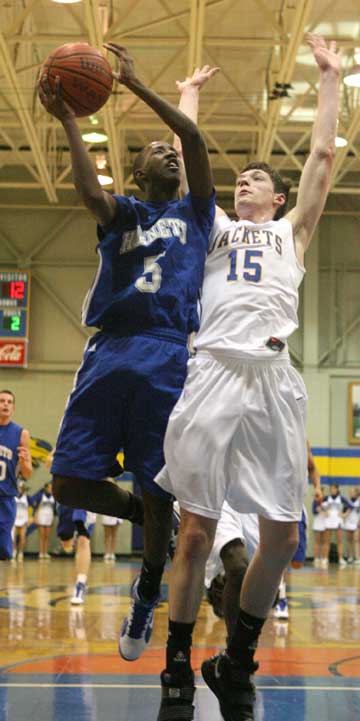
[84,0,124,193]
[331,106,360,187]
[0,31,57,202]
[258,0,313,162]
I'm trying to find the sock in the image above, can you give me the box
[227,608,265,672]
[278,579,286,600]
[137,558,165,601]
[76,574,87,585]
[166,619,195,678]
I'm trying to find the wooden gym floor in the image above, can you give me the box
[0,556,359,721]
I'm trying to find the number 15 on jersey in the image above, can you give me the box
[227,249,263,283]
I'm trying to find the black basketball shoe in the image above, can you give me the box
[157,670,195,721]
[201,651,256,721]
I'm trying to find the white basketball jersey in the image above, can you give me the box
[195,214,305,358]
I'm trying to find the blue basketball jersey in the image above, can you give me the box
[82,191,215,338]
[0,421,22,497]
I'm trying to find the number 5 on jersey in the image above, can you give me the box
[135,252,165,293]
[227,249,263,283]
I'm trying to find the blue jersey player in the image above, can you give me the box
[38,46,215,659]
[0,390,32,560]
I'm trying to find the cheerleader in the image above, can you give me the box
[342,487,360,563]
[312,487,326,568]
[13,480,30,561]
[31,481,56,559]
[102,514,123,561]
[322,484,350,568]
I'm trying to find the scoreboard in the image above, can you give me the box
[0,270,30,367]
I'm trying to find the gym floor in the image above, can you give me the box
[0,557,359,721]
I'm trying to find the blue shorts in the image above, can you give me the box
[51,332,188,498]
[0,497,16,560]
[57,504,75,541]
[72,509,95,538]
[293,516,307,563]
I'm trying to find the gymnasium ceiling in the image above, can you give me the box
[0,0,360,216]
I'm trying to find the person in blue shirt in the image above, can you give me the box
[38,47,215,659]
[0,389,32,560]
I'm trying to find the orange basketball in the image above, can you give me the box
[42,43,113,117]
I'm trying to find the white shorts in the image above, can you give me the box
[342,519,358,532]
[205,501,259,587]
[102,515,123,526]
[36,509,54,526]
[155,352,308,521]
[325,521,342,531]
[312,516,326,532]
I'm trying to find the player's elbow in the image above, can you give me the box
[312,142,335,165]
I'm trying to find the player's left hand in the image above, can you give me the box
[306,33,342,75]
[103,44,136,86]
[176,65,220,94]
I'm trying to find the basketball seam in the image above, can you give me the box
[46,80,99,115]
[46,65,112,94]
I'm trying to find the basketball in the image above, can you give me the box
[41,43,113,117]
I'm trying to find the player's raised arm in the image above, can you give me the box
[173,65,219,196]
[38,75,116,226]
[18,429,33,480]
[287,34,341,262]
[105,44,214,199]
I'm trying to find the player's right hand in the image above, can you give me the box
[38,74,76,122]
[176,65,220,94]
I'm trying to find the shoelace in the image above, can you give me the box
[127,597,154,637]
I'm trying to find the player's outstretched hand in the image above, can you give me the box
[176,65,220,94]
[103,44,137,87]
[306,33,342,76]
[38,74,75,122]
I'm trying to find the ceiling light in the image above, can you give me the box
[82,131,108,143]
[97,171,114,186]
[335,136,348,148]
[343,65,360,88]
[89,115,99,126]
[51,0,82,4]
[95,153,113,186]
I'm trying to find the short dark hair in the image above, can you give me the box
[133,147,149,191]
[0,389,15,402]
[240,162,292,220]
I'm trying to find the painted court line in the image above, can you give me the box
[0,683,359,691]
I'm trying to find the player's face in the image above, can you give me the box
[144,142,181,187]
[234,169,279,219]
[330,484,338,496]
[0,392,15,420]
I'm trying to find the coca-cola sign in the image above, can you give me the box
[0,340,27,367]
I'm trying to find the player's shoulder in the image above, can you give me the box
[7,420,23,434]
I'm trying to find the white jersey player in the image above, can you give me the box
[155,35,342,721]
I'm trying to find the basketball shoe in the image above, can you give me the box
[273,598,289,620]
[157,670,195,721]
[119,576,159,660]
[201,651,256,721]
[71,581,86,605]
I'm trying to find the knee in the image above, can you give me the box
[260,525,299,566]
[178,524,214,564]
[221,540,248,585]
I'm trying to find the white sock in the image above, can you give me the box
[77,574,87,585]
